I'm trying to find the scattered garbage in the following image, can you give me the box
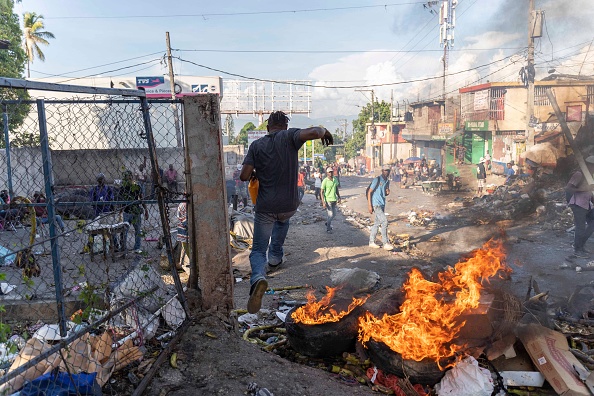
[0,245,15,266]
[435,356,493,396]
[0,283,16,295]
[32,324,71,342]
[329,268,379,293]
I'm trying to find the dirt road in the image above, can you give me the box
[146,175,591,395]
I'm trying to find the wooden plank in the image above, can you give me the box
[0,77,145,97]
[545,88,594,186]
[183,95,233,313]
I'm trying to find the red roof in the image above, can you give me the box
[459,83,492,93]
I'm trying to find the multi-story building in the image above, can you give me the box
[399,96,460,172]
[458,77,594,173]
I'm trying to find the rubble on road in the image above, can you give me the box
[439,173,572,230]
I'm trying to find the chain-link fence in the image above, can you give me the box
[0,79,189,395]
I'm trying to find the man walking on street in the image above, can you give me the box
[368,164,394,251]
[476,157,487,196]
[313,170,322,200]
[321,167,340,233]
[240,111,333,313]
[565,155,594,258]
[297,168,306,204]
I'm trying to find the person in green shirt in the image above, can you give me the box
[321,167,341,234]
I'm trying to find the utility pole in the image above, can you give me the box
[166,32,183,147]
[526,0,536,148]
[390,90,394,162]
[356,89,376,170]
[334,119,347,140]
[439,0,457,101]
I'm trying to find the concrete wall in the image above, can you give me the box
[0,147,186,197]
[0,145,245,198]
[0,148,45,197]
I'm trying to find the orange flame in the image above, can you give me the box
[291,286,369,325]
[359,238,508,363]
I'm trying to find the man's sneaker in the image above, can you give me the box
[369,242,381,249]
[327,229,333,234]
[267,258,285,273]
[574,250,590,259]
[247,279,268,314]
[383,243,395,251]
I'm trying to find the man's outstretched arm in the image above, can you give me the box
[299,127,333,146]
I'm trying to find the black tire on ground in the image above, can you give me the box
[285,304,364,358]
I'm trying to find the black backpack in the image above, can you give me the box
[366,176,382,201]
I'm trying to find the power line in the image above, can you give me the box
[30,51,164,79]
[174,52,522,89]
[55,58,162,84]
[46,2,428,20]
[173,47,523,54]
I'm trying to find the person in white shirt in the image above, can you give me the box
[313,171,322,200]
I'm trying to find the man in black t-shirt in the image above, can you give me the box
[240,111,333,313]
[119,171,148,253]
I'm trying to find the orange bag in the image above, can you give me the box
[248,177,259,204]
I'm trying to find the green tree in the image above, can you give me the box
[0,0,31,148]
[345,100,391,159]
[234,121,256,148]
[22,11,54,78]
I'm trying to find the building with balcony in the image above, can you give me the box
[459,78,594,173]
[400,96,460,169]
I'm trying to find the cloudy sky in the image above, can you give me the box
[15,0,594,124]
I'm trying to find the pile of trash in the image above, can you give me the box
[406,210,439,228]
[0,262,187,395]
[234,268,594,396]
[447,175,571,229]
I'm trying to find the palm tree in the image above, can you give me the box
[21,12,54,78]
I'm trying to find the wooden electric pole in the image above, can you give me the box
[166,32,183,147]
[526,0,536,148]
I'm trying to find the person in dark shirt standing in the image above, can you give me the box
[476,157,487,196]
[119,170,148,253]
[90,173,115,218]
[240,111,333,313]
[565,156,594,258]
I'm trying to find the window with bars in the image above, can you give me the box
[534,86,552,106]
[489,88,505,120]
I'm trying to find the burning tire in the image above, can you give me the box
[285,304,364,358]
[366,340,454,386]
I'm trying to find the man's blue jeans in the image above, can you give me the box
[326,201,337,231]
[38,215,66,232]
[570,204,594,251]
[369,205,389,244]
[249,211,295,287]
[123,212,142,250]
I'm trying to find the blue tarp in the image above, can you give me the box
[17,372,102,396]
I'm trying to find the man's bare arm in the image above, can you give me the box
[240,164,254,181]
[299,127,333,146]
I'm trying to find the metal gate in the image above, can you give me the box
[0,78,189,395]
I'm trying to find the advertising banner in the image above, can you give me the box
[474,90,489,111]
[136,76,178,98]
[465,120,489,131]
[247,130,267,147]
